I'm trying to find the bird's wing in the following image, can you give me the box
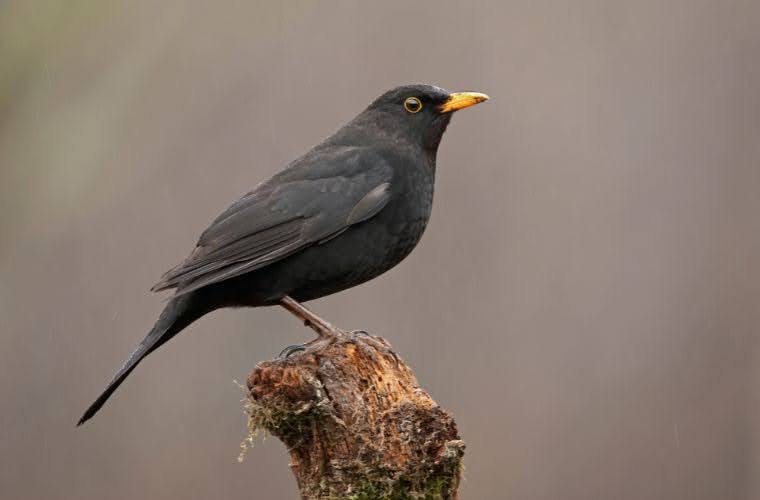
[151,149,393,296]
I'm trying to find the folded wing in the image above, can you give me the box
[152,150,393,296]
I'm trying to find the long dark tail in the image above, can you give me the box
[77,294,207,426]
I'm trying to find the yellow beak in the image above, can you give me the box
[439,92,490,113]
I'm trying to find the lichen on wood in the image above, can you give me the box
[243,332,465,499]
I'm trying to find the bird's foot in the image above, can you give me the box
[277,327,345,359]
[348,329,400,365]
[349,329,385,346]
[278,343,308,358]
[277,328,399,366]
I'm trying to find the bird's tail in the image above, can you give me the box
[77,294,206,426]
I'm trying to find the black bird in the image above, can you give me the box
[78,84,489,425]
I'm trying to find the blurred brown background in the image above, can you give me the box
[1,1,759,498]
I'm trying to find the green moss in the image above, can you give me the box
[341,461,462,500]
[238,378,335,462]
[333,442,464,500]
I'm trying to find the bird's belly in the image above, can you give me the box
[250,215,428,303]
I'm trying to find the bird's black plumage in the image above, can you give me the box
[78,84,488,425]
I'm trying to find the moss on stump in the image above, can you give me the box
[244,332,465,499]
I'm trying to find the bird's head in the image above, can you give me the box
[350,84,489,153]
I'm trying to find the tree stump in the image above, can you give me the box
[242,332,465,499]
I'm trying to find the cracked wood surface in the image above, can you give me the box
[244,332,465,499]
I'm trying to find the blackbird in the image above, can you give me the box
[78,84,488,425]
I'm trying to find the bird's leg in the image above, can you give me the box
[278,297,391,359]
[279,296,342,339]
[278,296,345,358]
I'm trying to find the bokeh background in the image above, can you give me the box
[2,1,759,498]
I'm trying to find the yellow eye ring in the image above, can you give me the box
[403,97,423,114]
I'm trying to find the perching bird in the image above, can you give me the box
[78,84,489,425]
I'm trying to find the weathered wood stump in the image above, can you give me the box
[243,332,465,499]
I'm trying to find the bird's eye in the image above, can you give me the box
[403,97,422,114]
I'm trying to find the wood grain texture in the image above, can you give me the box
[244,332,464,499]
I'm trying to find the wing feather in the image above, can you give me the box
[151,217,305,292]
[151,148,395,296]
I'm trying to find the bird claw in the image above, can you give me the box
[278,330,389,360]
[348,329,400,365]
[278,344,308,359]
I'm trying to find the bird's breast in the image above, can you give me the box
[275,163,435,302]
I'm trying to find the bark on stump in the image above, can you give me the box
[243,332,465,499]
